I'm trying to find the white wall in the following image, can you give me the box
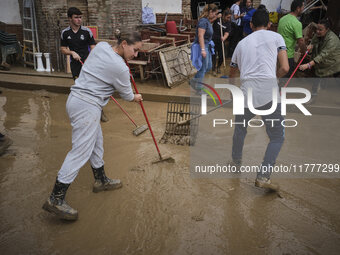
[0,0,22,24]
[142,0,182,14]
[261,0,293,12]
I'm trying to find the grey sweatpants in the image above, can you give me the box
[57,93,104,184]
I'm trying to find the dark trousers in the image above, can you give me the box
[232,102,285,179]
[212,39,225,71]
[70,61,82,80]
[228,25,243,57]
[285,58,295,78]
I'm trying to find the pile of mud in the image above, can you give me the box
[160,132,192,146]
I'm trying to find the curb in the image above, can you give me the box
[0,79,191,103]
[1,78,339,116]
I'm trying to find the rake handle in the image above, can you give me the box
[126,62,163,160]
[110,96,138,128]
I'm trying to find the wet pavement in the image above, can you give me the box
[0,88,340,254]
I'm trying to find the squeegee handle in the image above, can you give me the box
[283,50,309,88]
[126,62,163,159]
[179,99,232,125]
[110,96,138,127]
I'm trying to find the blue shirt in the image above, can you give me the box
[194,18,214,44]
[243,8,256,35]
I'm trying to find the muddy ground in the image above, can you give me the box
[0,88,340,255]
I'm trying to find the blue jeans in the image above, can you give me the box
[231,102,285,179]
[190,46,212,91]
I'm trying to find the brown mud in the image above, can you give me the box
[0,88,340,254]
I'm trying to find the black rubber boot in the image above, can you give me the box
[42,179,78,221]
[92,166,122,193]
[0,135,12,156]
[100,110,109,122]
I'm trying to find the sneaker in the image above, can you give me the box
[255,177,279,191]
[2,62,10,68]
[0,62,10,70]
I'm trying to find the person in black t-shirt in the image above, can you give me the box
[60,7,96,80]
[61,7,109,122]
[212,9,232,75]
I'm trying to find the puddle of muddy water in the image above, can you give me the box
[0,88,340,255]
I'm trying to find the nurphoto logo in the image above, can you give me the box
[200,83,312,128]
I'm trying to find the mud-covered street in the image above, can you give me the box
[1,88,340,254]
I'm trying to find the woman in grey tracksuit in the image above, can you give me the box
[43,31,143,221]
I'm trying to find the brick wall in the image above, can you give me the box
[182,0,192,19]
[87,0,113,40]
[20,0,268,71]
[88,0,142,40]
[34,0,68,71]
[21,0,143,71]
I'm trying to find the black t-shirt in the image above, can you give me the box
[60,26,96,62]
[213,20,232,40]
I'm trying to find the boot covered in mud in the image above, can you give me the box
[0,134,12,156]
[92,165,122,193]
[100,110,109,122]
[42,179,78,221]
